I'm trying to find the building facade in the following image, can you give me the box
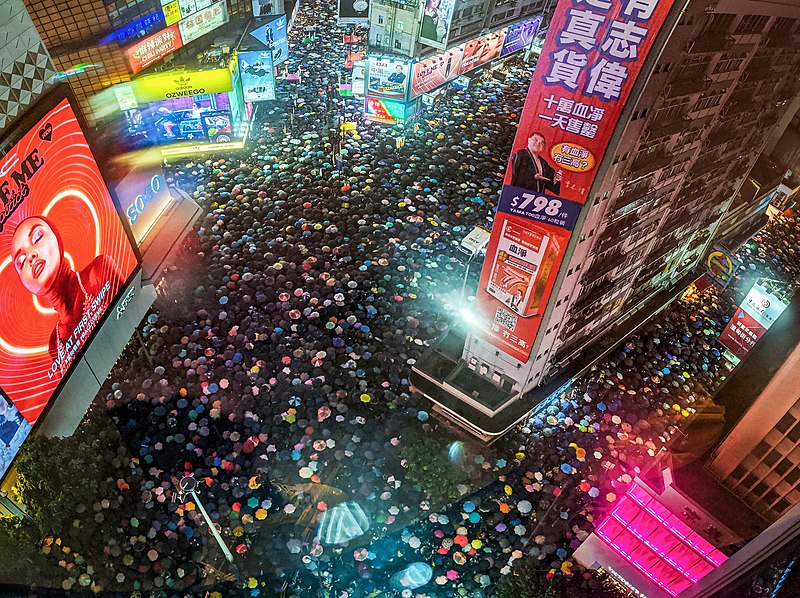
[462,0,800,397]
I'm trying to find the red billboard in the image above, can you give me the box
[410,46,463,97]
[718,282,788,361]
[459,29,506,75]
[0,96,139,424]
[474,0,676,361]
[126,23,183,74]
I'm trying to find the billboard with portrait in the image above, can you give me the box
[126,24,183,74]
[337,0,370,24]
[410,45,463,97]
[0,93,139,425]
[419,0,456,50]
[474,0,677,361]
[239,51,276,102]
[366,57,411,101]
[459,29,506,75]
[500,16,542,57]
[249,15,289,65]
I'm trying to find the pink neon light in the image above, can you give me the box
[594,484,728,596]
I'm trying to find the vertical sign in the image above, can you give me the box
[238,51,276,101]
[718,283,788,363]
[249,15,290,65]
[474,0,677,362]
[419,0,457,49]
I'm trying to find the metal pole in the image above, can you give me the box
[190,489,235,563]
[461,254,475,303]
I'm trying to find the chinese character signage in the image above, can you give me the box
[178,0,229,45]
[238,51,276,102]
[249,15,289,65]
[718,283,788,362]
[474,0,676,362]
[337,0,370,24]
[419,0,456,50]
[367,57,411,101]
[501,17,543,57]
[126,24,184,74]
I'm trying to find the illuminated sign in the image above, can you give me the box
[364,97,409,121]
[459,30,506,75]
[366,57,411,101]
[0,95,138,426]
[705,244,740,286]
[126,24,183,74]
[500,16,542,57]
[419,0,456,50]
[338,0,370,24]
[162,0,182,25]
[718,282,788,362]
[474,0,677,361]
[99,10,166,46]
[116,169,173,243]
[249,15,289,65]
[238,51,276,102]
[130,68,233,103]
[54,63,102,80]
[159,138,246,156]
[178,1,229,45]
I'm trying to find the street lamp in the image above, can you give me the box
[179,475,234,563]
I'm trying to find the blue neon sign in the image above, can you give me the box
[99,10,166,46]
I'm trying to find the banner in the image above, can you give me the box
[126,24,183,74]
[178,0,229,45]
[238,51,276,101]
[0,97,138,424]
[337,0,370,24]
[249,15,289,65]
[500,16,542,57]
[366,57,411,101]
[718,283,788,362]
[410,46,463,97]
[474,0,677,362]
[419,0,456,50]
[130,68,233,103]
[459,30,507,75]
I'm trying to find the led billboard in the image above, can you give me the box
[0,93,139,425]
[130,68,233,103]
[126,24,184,74]
[500,16,542,57]
[238,51,276,102]
[410,46,463,97]
[366,57,411,101]
[338,0,370,24]
[419,0,456,50]
[474,0,677,361]
[459,30,506,75]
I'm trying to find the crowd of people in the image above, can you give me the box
[10,0,800,596]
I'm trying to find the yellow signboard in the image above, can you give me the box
[131,68,233,103]
[160,139,246,157]
[163,0,182,26]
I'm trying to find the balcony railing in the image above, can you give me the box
[587,248,627,278]
[627,149,673,178]
[665,76,712,98]
[645,114,691,139]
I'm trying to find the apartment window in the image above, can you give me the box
[693,92,724,111]
[787,422,800,443]
[700,13,735,36]
[785,468,800,486]
[774,498,790,514]
[777,413,796,434]
[763,490,779,506]
[753,439,771,459]
[730,464,747,480]
[377,15,384,25]
[742,473,758,489]
[735,14,769,35]
[763,449,781,468]
[775,458,792,477]
[752,481,768,497]
[395,39,402,49]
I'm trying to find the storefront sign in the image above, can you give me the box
[474,0,677,362]
[116,169,172,244]
[500,16,542,57]
[718,282,788,362]
[126,24,183,74]
[130,68,233,103]
[178,0,229,45]
[705,244,740,286]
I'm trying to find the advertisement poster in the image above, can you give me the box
[163,1,182,26]
[367,57,411,101]
[0,98,138,424]
[475,0,677,361]
[0,395,31,482]
[419,0,456,50]
[130,68,233,103]
[718,283,788,361]
[459,30,507,75]
[500,16,542,57]
[126,24,183,74]
[178,0,229,45]
[238,51,276,102]
[249,15,289,65]
[116,168,173,244]
[337,0,370,24]
[252,0,282,16]
[364,97,413,122]
[351,60,366,96]
[410,46,463,97]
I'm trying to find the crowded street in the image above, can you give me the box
[3,1,800,597]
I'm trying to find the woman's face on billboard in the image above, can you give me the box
[12,217,60,296]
